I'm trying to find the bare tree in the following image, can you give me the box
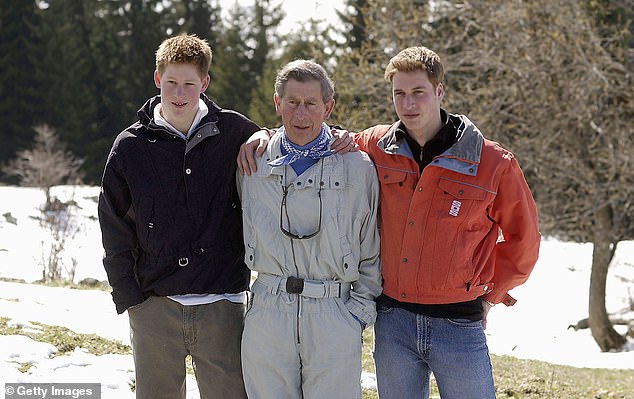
[444,0,633,352]
[335,0,633,351]
[2,124,83,204]
[3,125,84,282]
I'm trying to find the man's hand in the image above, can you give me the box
[237,127,358,176]
[237,129,272,176]
[330,127,358,153]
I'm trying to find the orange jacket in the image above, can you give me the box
[354,116,540,306]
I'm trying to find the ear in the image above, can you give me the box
[201,73,210,92]
[154,70,161,89]
[436,83,444,101]
[273,93,282,115]
[323,98,335,119]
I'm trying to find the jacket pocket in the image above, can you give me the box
[435,178,492,222]
[432,178,495,289]
[377,168,408,187]
[135,195,156,252]
[437,178,488,201]
[244,237,256,269]
[339,233,359,281]
[137,253,181,290]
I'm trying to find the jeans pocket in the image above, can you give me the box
[447,318,483,328]
[377,304,394,314]
[127,296,156,314]
[245,291,254,314]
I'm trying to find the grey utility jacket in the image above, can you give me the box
[239,128,382,327]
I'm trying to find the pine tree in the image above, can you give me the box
[34,1,99,168]
[248,20,332,128]
[335,0,368,51]
[209,0,282,116]
[208,4,254,113]
[0,2,41,180]
[83,0,177,182]
[172,0,223,45]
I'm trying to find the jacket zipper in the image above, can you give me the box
[297,295,302,345]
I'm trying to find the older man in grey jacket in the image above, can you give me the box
[238,59,381,399]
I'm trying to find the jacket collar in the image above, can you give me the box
[377,111,484,176]
[254,126,346,190]
[137,94,222,154]
[137,94,221,138]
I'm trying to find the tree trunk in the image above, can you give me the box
[589,206,626,351]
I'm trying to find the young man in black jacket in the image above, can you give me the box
[98,34,260,399]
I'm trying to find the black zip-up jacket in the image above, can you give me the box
[98,94,260,314]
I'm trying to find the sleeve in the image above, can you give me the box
[98,142,144,314]
[235,169,244,202]
[239,115,262,144]
[351,131,369,153]
[483,156,541,306]
[345,156,383,327]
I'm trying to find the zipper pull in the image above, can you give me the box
[466,281,471,292]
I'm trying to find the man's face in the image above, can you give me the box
[274,79,334,146]
[392,70,444,137]
[154,63,209,130]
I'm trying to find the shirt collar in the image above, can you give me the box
[153,98,209,140]
[394,108,452,144]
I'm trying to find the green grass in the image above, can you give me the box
[0,317,131,357]
[1,315,632,398]
[0,276,111,291]
[492,355,634,399]
[360,328,634,399]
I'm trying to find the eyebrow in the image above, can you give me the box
[393,85,427,92]
[163,74,199,81]
[285,95,320,102]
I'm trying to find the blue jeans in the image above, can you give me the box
[373,305,495,399]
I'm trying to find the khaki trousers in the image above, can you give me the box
[128,296,247,399]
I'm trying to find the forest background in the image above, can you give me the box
[1,0,633,352]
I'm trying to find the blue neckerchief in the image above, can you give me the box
[285,147,316,175]
[268,125,333,172]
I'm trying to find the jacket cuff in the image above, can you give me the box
[483,292,516,307]
[111,277,144,314]
[345,298,377,328]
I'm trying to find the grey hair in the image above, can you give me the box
[274,59,335,103]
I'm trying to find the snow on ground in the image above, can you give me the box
[0,185,633,398]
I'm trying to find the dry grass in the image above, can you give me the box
[360,327,634,399]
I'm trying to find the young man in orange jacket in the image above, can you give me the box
[238,46,541,399]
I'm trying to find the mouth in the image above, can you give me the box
[172,102,187,108]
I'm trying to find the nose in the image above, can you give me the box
[176,85,185,97]
[295,103,308,117]
[404,94,416,109]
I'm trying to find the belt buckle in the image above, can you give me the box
[285,277,304,294]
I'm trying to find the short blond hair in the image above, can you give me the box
[384,46,444,88]
[155,34,212,78]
